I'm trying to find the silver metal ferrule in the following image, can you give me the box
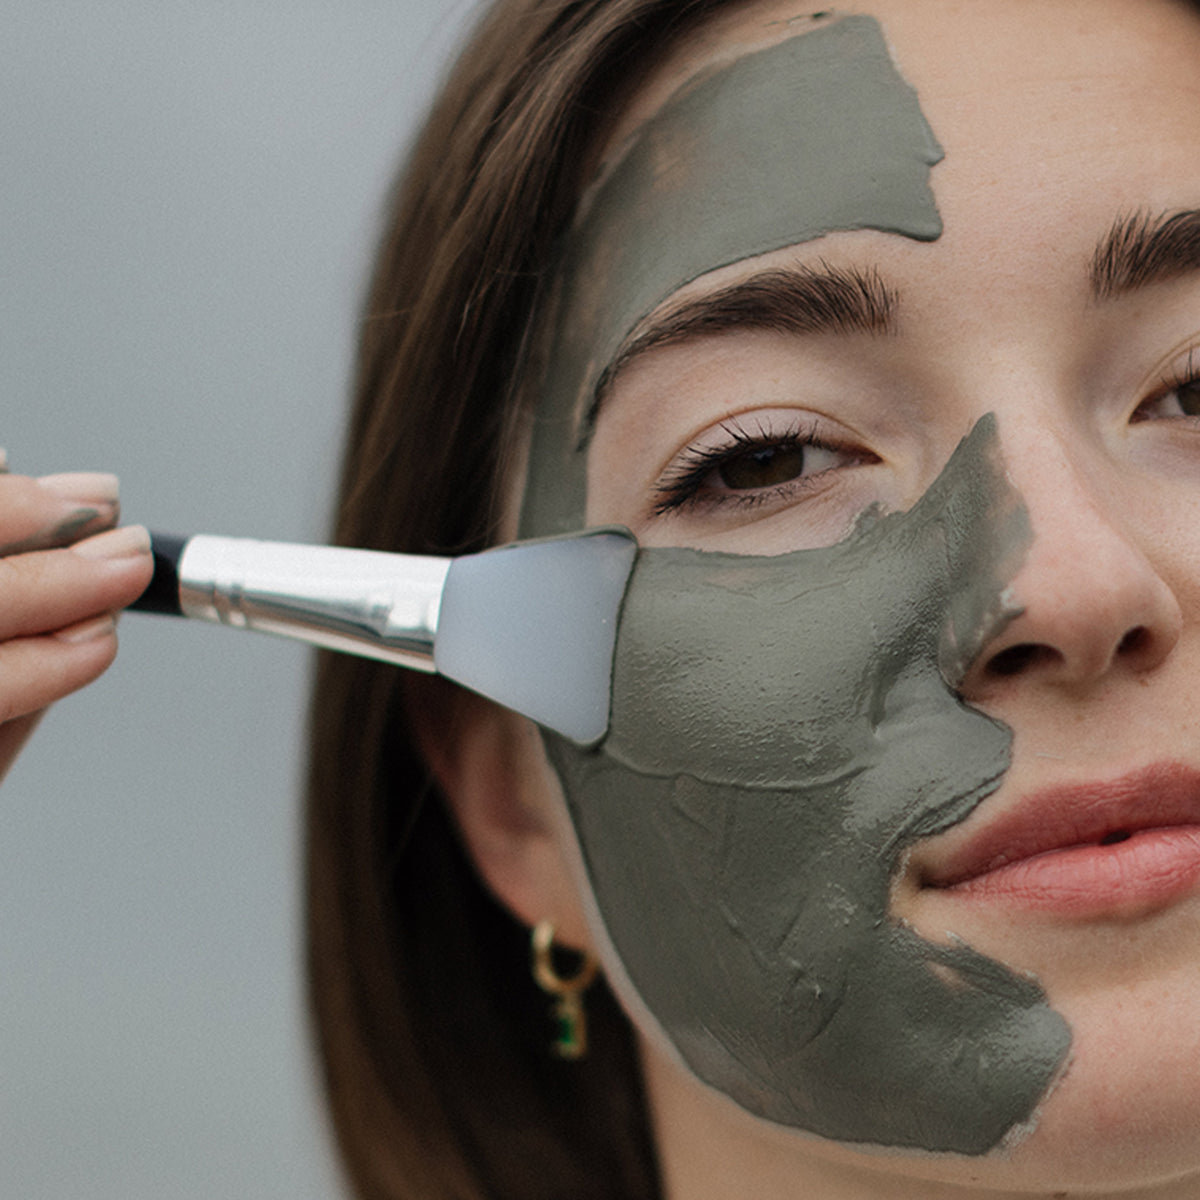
[177,535,451,671]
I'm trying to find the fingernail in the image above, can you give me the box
[0,448,9,473]
[72,524,151,561]
[37,472,120,505]
[54,613,116,644]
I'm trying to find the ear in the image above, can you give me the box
[410,679,594,951]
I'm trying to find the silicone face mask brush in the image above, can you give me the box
[129,528,637,744]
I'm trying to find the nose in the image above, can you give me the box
[957,439,1183,700]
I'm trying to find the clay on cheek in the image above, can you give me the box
[519,13,944,539]
[547,418,1071,1152]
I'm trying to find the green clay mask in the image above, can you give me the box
[518,12,1071,1152]
[546,418,1069,1151]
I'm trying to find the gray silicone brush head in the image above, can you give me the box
[434,528,638,744]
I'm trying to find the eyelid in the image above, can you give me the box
[1138,335,1200,402]
[658,407,851,472]
[673,409,818,459]
[1157,344,1200,394]
[1132,341,1200,422]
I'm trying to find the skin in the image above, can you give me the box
[431,0,1200,1196]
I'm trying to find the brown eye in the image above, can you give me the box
[652,421,863,518]
[717,444,810,490]
[1174,378,1200,415]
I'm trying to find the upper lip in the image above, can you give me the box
[921,762,1200,889]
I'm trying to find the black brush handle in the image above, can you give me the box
[128,532,189,615]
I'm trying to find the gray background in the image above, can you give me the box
[1,2,471,1195]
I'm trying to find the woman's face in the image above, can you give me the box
[501,0,1200,1191]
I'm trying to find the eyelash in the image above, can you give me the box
[652,417,851,516]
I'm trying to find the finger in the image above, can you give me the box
[0,615,121,727]
[0,472,120,556]
[0,525,153,641]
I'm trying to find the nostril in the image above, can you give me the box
[1117,626,1150,657]
[985,643,1060,678]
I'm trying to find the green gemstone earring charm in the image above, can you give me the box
[531,920,600,1060]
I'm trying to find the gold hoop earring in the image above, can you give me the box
[531,920,599,1060]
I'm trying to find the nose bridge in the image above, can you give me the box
[1007,424,1123,578]
[961,414,1182,691]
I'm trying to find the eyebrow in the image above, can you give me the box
[1091,209,1200,301]
[587,262,896,428]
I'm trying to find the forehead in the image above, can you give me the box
[606,0,1200,248]
[618,0,1200,122]
[630,2,1197,190]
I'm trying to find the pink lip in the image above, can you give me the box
[922,763,1200,917]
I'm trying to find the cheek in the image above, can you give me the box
[543,418,1071,1152]
[553,752,1069,1153]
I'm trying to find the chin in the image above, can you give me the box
[992,967,1200,1191]
[877,895,1200,1192]
[644,918,1200,1195]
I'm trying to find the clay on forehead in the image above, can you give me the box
[546,418,1071,1151]
[519,11,944,538]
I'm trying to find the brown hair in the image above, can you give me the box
[305,2,732,1197]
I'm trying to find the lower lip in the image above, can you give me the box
[936,826,1200,917]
